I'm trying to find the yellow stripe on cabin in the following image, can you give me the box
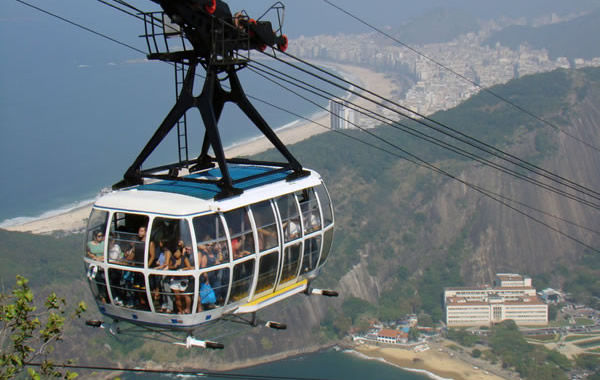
[243,279,308,307]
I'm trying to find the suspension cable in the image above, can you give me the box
[24,362,333,380]
[247,65,600,252]
[321,0,600,155]
[268,50,600,202]
[249,58,600,210]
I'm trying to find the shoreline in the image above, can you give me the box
[353,344,507,380]
[2,61,397,235]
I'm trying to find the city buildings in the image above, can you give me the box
[444,273,548,327]
[290,17,600,122]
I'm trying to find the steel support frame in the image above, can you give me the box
[114,58,307,199]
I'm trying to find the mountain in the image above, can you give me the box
[2,66,600,372]
[484,9,600,60]
[385,8,480,46]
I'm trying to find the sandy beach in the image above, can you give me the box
[354,344,506,380]
[3,62,397,235]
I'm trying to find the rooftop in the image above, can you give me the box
[95,165,321,215]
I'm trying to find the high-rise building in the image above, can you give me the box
[329,100,355,130]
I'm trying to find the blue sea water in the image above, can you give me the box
[123,349,432,380]
[0,6,345,226]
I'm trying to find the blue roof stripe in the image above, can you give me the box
[136,165,292,200]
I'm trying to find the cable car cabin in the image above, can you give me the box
[83,165,334,330]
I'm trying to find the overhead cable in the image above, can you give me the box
[253,54,600,209]
[271,49,600,203]
[14,0,146,55]
[246,65,600,253]
[321,0,600,155]
[24,362,332,380]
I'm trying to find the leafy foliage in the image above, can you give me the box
[0,276,86,379]
[446,329,478,347]
[488,320,570,379]
[341,297,376,324]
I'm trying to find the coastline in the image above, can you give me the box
[353,344,507,380]
[3,61,397,235]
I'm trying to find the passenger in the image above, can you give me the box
[231,234,241,260]
[168,246,193,314]
[120,247,137,307]
[258,227,277,251]
[197,242,210,269]
[87,230,105,261]
[178,239,195,267]
[306,206,321,233]
[133,226,147,267]
[230,228,250,260]
[205,243,223,306]
[218,240,229,262]
[107,237,123,306]
[86,229,108,303]
[283,219,300,240]
[108,234,123,263]
[130,226,148,308]
[154,239,173,313]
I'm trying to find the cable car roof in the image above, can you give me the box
[94,165,323,216]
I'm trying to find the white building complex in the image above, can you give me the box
[444,274,548,327]
[329,100,355,130]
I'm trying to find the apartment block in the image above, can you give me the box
[444,273,548,327]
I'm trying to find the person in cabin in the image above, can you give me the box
[133,226,147,267]
[155,238,173,313]
[168,245,193,314]
[87,230,105,261]
[108,234,123,262]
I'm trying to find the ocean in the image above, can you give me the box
[1,0,353,226]
[122,349,434,380]
[0,56,344,227]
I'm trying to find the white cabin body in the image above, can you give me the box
[83,165,334,330]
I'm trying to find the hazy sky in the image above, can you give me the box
[5,0,600,53]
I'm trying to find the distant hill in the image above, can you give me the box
[484,9,600,60]
[386,7,480,46]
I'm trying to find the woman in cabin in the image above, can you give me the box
[86,230,108,303]
[168,245,193,314]
[87,230,105,261]
[154,238,173,313]
[197,239,221,311]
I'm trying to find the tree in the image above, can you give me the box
[548,304,558,321]
[408,327,420,342]
[417,313,433,327]
[1,275,86,379]
[472,348,482,358]
[332,315,352,337]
